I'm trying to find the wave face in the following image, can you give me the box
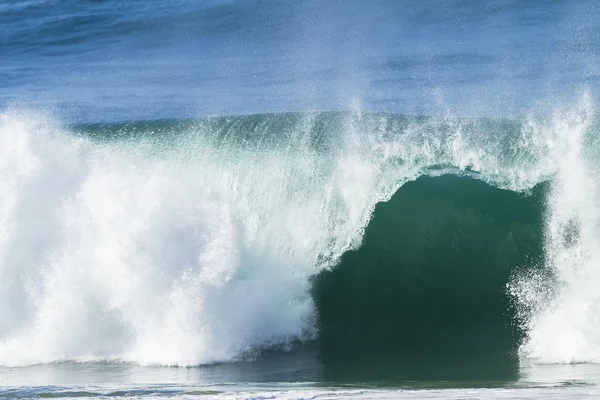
[0,96,596,367]
[312,175,546,366]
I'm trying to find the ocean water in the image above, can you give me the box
[2,1,600,399]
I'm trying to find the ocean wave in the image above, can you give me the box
[0,95,596,366]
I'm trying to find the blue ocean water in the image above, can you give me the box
[3,0,600,121]
[3,1,600,399]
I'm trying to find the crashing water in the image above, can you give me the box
[509,94,600,364]
[0,94,596,368]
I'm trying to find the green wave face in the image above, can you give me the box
[312,175,548,380]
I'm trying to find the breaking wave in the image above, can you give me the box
[0,94,596,367]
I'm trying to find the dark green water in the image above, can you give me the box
[312,175,548,381]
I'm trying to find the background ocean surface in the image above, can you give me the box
[3,1,600,399]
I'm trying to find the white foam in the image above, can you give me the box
[510,93,600,364]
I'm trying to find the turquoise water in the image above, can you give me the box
[2,1,600,398]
